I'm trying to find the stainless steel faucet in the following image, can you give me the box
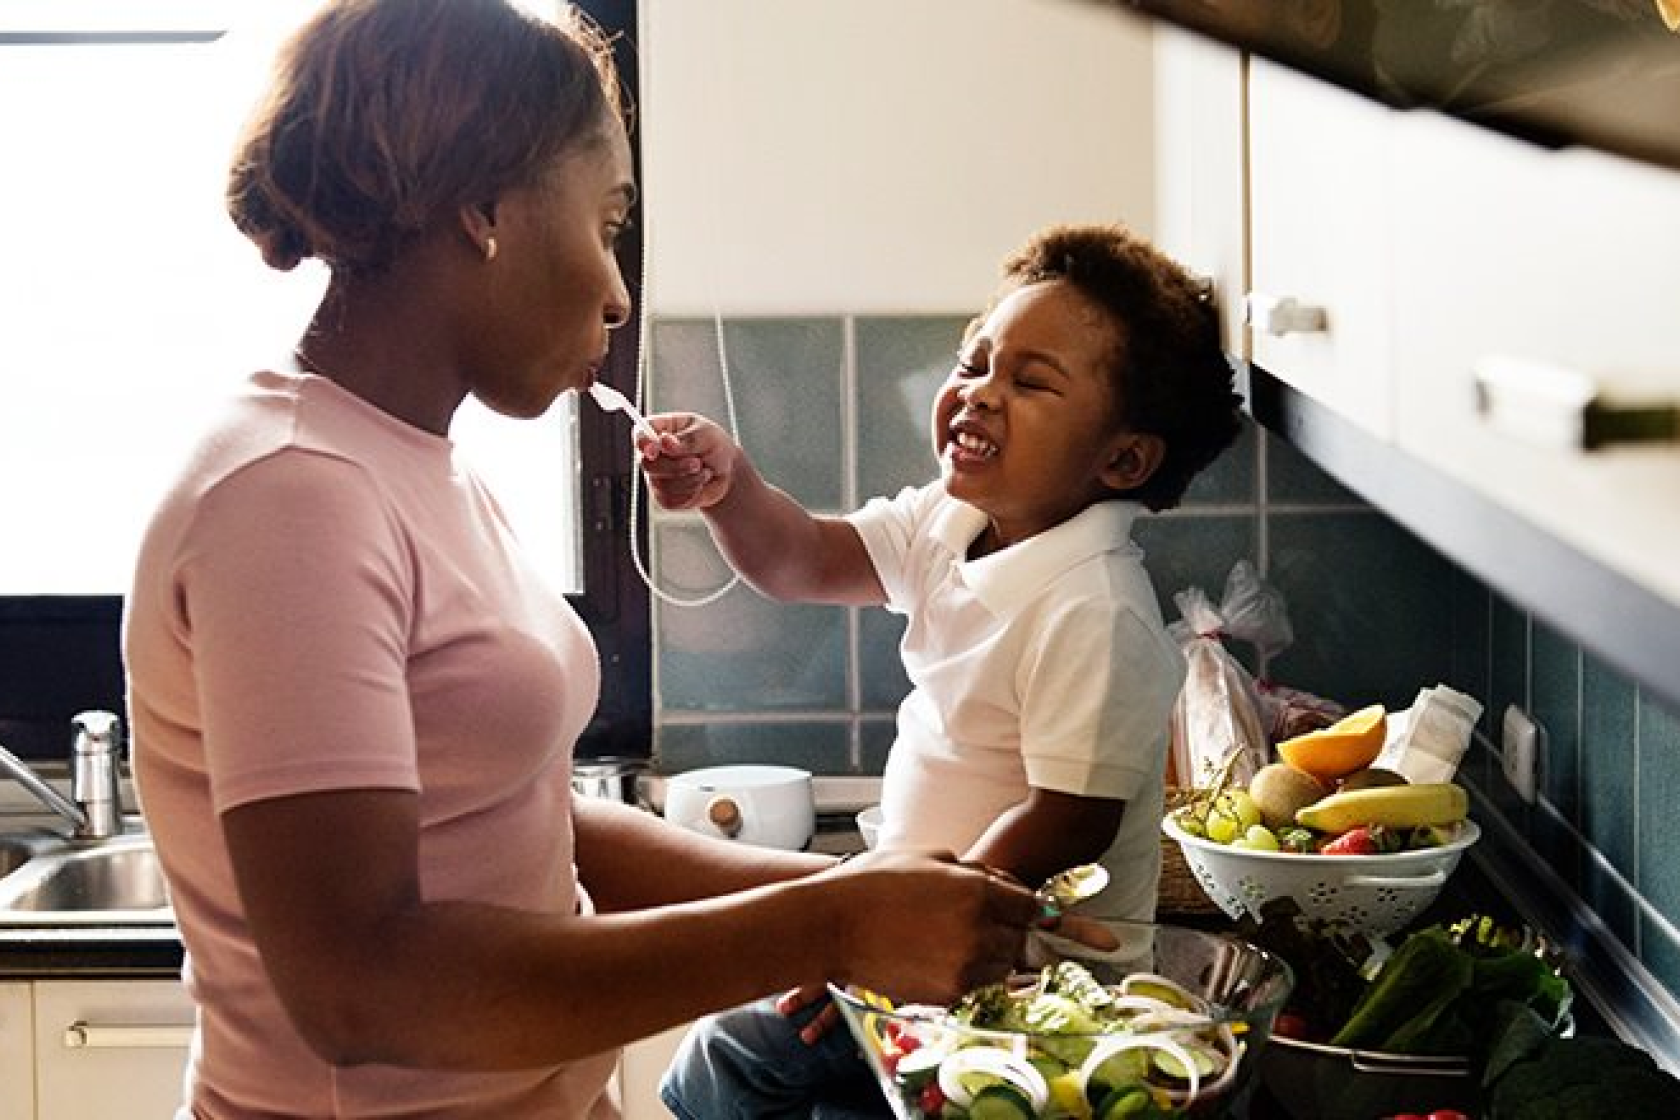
[0,710,126,840]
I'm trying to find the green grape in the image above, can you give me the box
[1204,808,1241,845]
[1239,824,1280,851]
[1224,790,1262,831]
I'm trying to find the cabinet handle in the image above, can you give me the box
[1246,292,1328,336]
[62,1020,194,1049]
[1472,355,1679,451]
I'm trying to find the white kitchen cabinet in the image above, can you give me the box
[1153,25,1248,360]
[1388,107,1680,607]
[1248,58,1399,440]
[1,982,35,1119]
[31,979,194,1119]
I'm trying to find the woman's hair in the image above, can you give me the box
[227,0,623,275]
[994,223,1243,512]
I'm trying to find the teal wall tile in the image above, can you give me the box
[1580,652,1638,885]
[654,522,848,712]
[1265,430,1364,506]
[1132,513,1258,620]
[1263,511,1456,709]
[1637,693,1680,923]
[657,721,851,776]
[861,719,897,775]
[652,318,846,509]
[858,606,911,711]
[1447,568,1492,737]
[855,316,966,498]
[1531,620,1581,820]
[1181,414,1258,506]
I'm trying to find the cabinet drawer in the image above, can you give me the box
[1389,109,1680,605]
[33,979,194,1119]
[1248,58,1397,439]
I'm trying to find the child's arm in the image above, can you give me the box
[637,412,885,605]
[963,788,1126,891]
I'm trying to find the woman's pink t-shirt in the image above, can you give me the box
[125,370,617,1118]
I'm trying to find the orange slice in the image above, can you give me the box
[1275,704,1387,782]
[1659,0,1680,32]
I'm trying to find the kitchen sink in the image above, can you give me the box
[0,829,66,877]
[0,830,173,926]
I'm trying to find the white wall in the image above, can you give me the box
[639,0,1157,315]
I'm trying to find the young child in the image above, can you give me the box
[639,223,1243,1118]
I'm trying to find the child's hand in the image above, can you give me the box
[774,982,843,1045]
[635,413,740,511]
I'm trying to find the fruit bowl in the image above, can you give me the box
[830,921,1294,1119]
[1162,811,1481,936]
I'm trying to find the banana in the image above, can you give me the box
[1295,782,1469,833]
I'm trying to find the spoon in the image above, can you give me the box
[1036,863,1110,920]
[586,382,658,441]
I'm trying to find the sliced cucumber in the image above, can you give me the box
[1094,1083,1158,1119]
[966,1083,1036,1120]
[1083,1048,1149,1106]
[1148,1043,1220,1084]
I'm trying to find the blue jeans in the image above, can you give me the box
[658,996,895,1120]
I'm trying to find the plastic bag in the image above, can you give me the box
[1167,560,1285,788]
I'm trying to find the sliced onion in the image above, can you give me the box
[1078,1032,1202,1104]
[936,1045,1050,1111]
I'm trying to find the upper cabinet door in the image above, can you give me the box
[1248,59,1397,440]
[1388,108,1680,607]
[1152,25,1247,360]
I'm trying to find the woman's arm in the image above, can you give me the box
[571,794,831,911]
[221,788,1036,1070]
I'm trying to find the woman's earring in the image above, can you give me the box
[484,236,499,263]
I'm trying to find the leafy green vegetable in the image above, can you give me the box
[1331,927,1475,1049]
[1485,1033,1680,1118]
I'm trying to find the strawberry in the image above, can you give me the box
[1321,826,1380,855]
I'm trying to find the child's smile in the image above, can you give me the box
[933,280,1126,549]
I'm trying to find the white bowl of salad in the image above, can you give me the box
[830,921,1293,1120]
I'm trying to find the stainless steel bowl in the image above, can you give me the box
[570,757,651,808]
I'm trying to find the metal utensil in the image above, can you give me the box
[586,382,657,441]
[1035,862,1109,920]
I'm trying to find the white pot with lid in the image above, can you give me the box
[662,764,815,851]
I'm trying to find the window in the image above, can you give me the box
[0,1,648,758]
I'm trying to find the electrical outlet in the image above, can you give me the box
[1502,704,1541,804]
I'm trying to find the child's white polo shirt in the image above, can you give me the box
[848,482,1186,921]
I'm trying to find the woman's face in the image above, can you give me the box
[933,280,1130,548]
[470,119,635,419]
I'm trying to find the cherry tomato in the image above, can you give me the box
[1273,1011,1311,1039]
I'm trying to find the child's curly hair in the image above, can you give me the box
[993,223,1243,512]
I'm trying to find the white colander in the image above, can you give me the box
[1160,813,1481,936]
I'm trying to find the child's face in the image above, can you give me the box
[934,280,1143,549]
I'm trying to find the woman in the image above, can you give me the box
[123,2,1045,1116]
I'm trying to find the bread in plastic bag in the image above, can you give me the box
[1167,560,1283,788]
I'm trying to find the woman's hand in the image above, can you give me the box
[821,851,1040,1006]
[635,412,740,512]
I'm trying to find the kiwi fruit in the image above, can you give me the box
[1247,763,1330,831]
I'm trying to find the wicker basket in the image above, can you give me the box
[1158,829,1226,919]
